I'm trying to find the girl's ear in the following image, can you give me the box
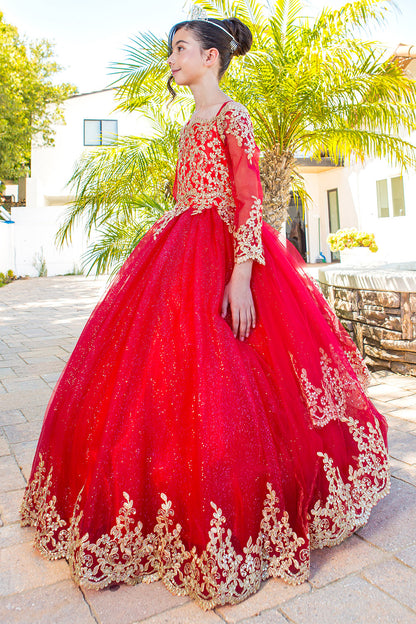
[204,47,220,66]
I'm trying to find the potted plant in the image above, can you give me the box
[327,228,378,265]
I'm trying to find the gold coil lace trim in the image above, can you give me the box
[21,396,389,611]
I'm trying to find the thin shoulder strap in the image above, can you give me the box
[215,100,233,117]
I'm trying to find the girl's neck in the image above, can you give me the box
[189,82,230,115]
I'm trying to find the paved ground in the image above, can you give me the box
[0,275,416,624]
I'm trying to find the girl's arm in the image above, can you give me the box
[220,105,265,340]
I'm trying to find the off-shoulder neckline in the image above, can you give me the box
[185,100,245,128]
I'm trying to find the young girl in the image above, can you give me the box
[21,13,390,611]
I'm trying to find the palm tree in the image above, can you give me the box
[59,0,416,274]
[56,106,183,275]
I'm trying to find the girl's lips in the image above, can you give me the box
[172,69,180,74]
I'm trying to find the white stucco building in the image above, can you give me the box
[292,48,416,267]
[1,46,415,275]
[1,88,152,276]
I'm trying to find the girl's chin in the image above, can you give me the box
[172,76,188,86]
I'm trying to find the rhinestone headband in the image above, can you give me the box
[189,6,238,53]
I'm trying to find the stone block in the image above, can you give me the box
[340,319,353,332]
[372,401,403,416]
[386,413,416,432]
[0,542,70,596]
[17,347,67,359]
[401,292,413,340]
[405,351,416,364]
[410,293,416,313]
[0,489,26,524]
[3,421,42,444]
[364,355,391,372]
[362,325,401,341]
[392,464,416,487]
[388,406,416,423]
[216,578,309,623]
[360,290,401,308]
[0,522,34,549]
[357,477,416,552]
[381,372,416,389]
[0,580,95,624]
[238,611,288,624]
[308,534,387,589]
[0,455,26,492]
[1,377,50,393]
[0,367,17,378]
[0,388,52,411]
[0,409,26,426]
[360,303,386,313]
[11,361,65,377]
[367,382,413,402]
[83,580,190,624]
[365,345,405,363]
[380,338,416,352]
[396,544,416,568]
[280,575,416,624]
[335,309,355,321]
[391,361,416,377]
[334,300,355,313]
[388,429,416,464]
[357,312,402,331]
[12,440,37,481]
[385,393,416,410]
[332,287,359,303]
[124,599,224,623]
[362,559,416,612]
[0,435,9,457]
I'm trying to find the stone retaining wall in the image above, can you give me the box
[317,267,416,377]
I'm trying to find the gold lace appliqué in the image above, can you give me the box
[21,458,308,610]
[21,409,389,611]
[309,414,390,548]
[151,103,265,265]
[234,198,265,265]
[290,346,371,427]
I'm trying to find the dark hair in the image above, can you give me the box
[167,17,252,101]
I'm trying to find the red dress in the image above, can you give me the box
[21,100,390,610]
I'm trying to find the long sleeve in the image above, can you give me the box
[221,106,265,265]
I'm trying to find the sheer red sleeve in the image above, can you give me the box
[220,105,265,265]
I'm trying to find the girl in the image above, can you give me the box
[21,13,390,611]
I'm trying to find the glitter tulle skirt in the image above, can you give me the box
[21,208,389,610]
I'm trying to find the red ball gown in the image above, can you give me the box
[21,100,390,610]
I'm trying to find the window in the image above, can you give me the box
[376,176,405,218]
[327,188,340,262]
[84,120,118,146]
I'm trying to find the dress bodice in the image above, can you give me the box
[153,101,265,265]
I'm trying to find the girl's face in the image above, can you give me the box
[167,28,213,86]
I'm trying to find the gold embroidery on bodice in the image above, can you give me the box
[152,102,265,265]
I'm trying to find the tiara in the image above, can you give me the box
[189,5,238,53]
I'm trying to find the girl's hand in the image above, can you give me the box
[221,261,256,341]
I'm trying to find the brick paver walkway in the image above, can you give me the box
[1,276,416,624]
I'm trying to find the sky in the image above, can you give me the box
[2,0,416,94]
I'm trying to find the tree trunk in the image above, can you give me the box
[259,148,295,231]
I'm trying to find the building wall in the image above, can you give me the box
[31,88,152,203]
[4,89,153,277]
[303,155,416,265]
[303,166,361,263]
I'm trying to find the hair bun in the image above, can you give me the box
[222,17,252,56]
